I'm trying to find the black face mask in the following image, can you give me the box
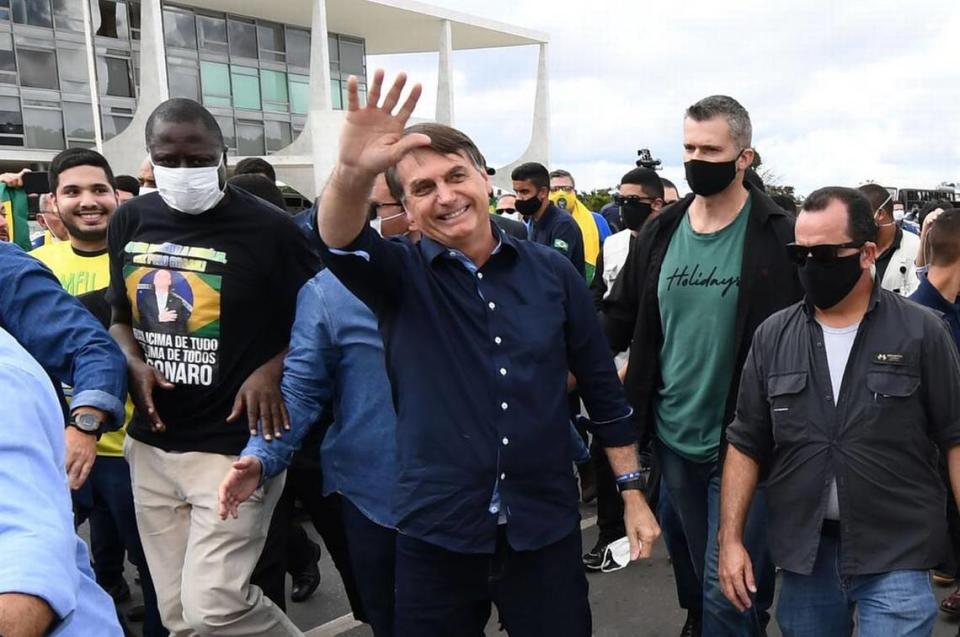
[620,201,653,231]
[515,195,542,217]
[798,252,863,310]
[684,153,741,197]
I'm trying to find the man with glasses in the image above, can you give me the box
[603,95,801,636]
[550,169,611,282]
[494,193,521,222]
[858,183,920,296]
[720,186,960,635]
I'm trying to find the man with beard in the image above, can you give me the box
[30,148,165,636]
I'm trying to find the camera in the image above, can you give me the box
[636,148,662,170]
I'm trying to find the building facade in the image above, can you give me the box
[0,0,549,197]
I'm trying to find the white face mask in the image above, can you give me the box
[151,157,225,215]
[138,186,157,196]
[370,211,407,237]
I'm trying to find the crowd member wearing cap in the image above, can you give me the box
[859,183,919,296]
[603,95,801,636]
[721,187,960,636]
[310,70,658,636]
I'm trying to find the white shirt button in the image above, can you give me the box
[489,505,499,514]
[502,437,509,445]
[477,272,483,280]
[500,401,508,411]
[488,301,496,310]
[494,336,502,345]
[449,250,456,256]
[500,473,507,480]
[499,368,507,376]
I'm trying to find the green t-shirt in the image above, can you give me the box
[655,198,750,462]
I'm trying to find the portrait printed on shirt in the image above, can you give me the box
[124,265,221,387]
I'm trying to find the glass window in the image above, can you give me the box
[327,35,338,62]
[0,0,10,21]
[265,119,290,152]
[0,96,24,145]
[62,100,94,139]
[227,18,256,59]
[167,57,199,101]
[236,119,263,156]
[17,47,58,89]
[128,0,139,39]
[215,114,234,149]
[52,0,82,31]
[24,106,63,149]
[230,65,259,110]
[260,69,287,112]
[94,0,129,39]
[163,7,196,49]
[100,111,130,139]
[330,79,342,110]
[58,47,88,93]
[200,61,230,107]
[12,0,52,27]
[289,73,308,114]
[257,21,284,62]
[286,28,309,68]
[197,14,227,54]
[99,55,132,97]
[0,33,16,84]
[340,38,364,77]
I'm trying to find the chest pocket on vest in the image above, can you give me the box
[767,371,808,443]
[866,370,920,440]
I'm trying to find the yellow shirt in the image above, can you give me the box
[32,242,128,457]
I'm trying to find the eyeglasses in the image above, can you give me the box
[785,242,864,266]
[369,201,403,215]
[613,194,656,206]
[495,208,517,215]
[549,185,575,193]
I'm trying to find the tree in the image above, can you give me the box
[751,149,800,203]
[580,189,614,212]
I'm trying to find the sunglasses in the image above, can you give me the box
[786,242,864,266]
[613,194,656,206]
[495,208,517,215]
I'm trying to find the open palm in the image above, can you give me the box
[337,69,431,174]
[218,456,262,520]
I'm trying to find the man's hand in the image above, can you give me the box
[0,168,29,189]
[64,426,96,489]
[335,69,430,176]
[218,456,262,520]
[719,540,756,612]
[622,490,660,560]
[128,358,173,432]
[158,308,177,323]
[226,360,289,441]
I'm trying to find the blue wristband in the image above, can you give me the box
[615,471,643,484]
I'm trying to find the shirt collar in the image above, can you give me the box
[419,219,517,265]
[913,275,960,314]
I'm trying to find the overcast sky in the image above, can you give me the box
[370,0,960,196]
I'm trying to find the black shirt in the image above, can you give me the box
[318,222,635,553]
[528,203,585,278]
[107,187,319,455]
[491,213,527,240]
[874,226,903,283]
[727,285,960,576]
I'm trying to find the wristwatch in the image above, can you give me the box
[68,411,103,435]
[616,478,644,494]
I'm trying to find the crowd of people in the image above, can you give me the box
[1,66,960,637]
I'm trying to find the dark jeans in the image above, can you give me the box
[394,527,591,637]
[657,441,775,636]
[657,479,702,611]
[73,455,166,637]
[778,534,936,636]
[252,464,365,618]
[342,497,397,637]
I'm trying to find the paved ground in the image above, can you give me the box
[85,500,960,636]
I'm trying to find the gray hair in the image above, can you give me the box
[685,95,753,150]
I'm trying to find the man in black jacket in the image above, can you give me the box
[603,95,802,637]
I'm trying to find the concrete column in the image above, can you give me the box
[100,0,170,175]
[529,42,550,165]
[435,19,454,125]
[81,0,103,151]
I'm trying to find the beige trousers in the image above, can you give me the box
[125,436,302,637]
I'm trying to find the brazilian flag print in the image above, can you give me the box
[0,183,31,250]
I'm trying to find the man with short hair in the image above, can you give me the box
[314,70,659,636]
[489,193,526,240]
[137,156,156,193]
[721,186,960,635]
[662,178,680,204]
[114,175,140,203]
[31,147,165,636]
[234,157,277,184]
[604,95,801,635]
[0,325,123,637]
[858,183,919,296]
[494,193,521,222]
[550,168,609,280]
[107,98,317,636]
[512,162,584,276]
[32,192,70,248]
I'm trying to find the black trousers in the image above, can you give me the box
[252,464,365,618]
[342,497,397,637]
[394,527,591,637]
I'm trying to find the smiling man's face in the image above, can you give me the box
[52,164,119,246]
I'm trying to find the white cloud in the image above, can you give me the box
[370,0,960,195]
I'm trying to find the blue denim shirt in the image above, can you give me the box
[0,327,122,635]
[0,242,125,426]
[319,222,636,554]
[242,269,396,528]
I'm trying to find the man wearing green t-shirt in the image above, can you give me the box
[603,96,802,636]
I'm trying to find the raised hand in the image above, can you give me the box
[336,69,431,176]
